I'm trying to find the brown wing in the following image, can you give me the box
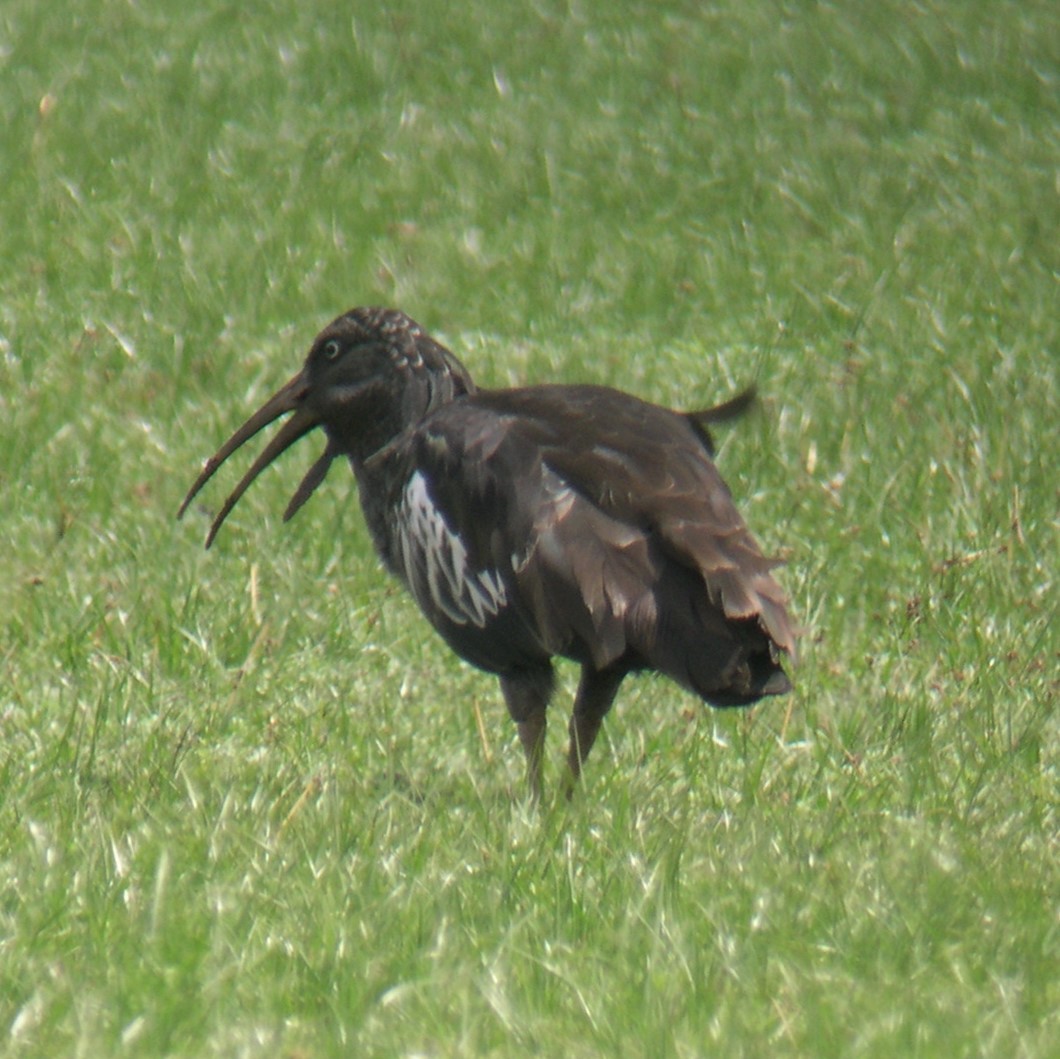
[450,385,796,663]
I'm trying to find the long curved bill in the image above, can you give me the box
[178,372,320,548]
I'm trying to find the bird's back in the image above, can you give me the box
[361,382,793,705]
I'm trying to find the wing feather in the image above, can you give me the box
[395,382,794,669]
[473,386,796,657]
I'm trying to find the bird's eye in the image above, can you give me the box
[323,339,342,360]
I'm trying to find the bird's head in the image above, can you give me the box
[177,307,475,546]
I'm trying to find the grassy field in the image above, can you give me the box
[1,0,1057,1055]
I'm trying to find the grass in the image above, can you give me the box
[1,0,1057,1054]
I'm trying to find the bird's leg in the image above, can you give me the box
[564,664,626,798]
[517,712,547,802]
[499,666,555,801]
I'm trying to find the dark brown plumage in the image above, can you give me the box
[179,308,795,797]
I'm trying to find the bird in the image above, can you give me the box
[179,307,795,799]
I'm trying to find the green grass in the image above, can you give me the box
[1,0,1057,1055]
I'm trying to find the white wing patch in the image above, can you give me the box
[398,471,508,627]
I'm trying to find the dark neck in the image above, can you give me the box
[351,445,415,576]
[324,359,474,465]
